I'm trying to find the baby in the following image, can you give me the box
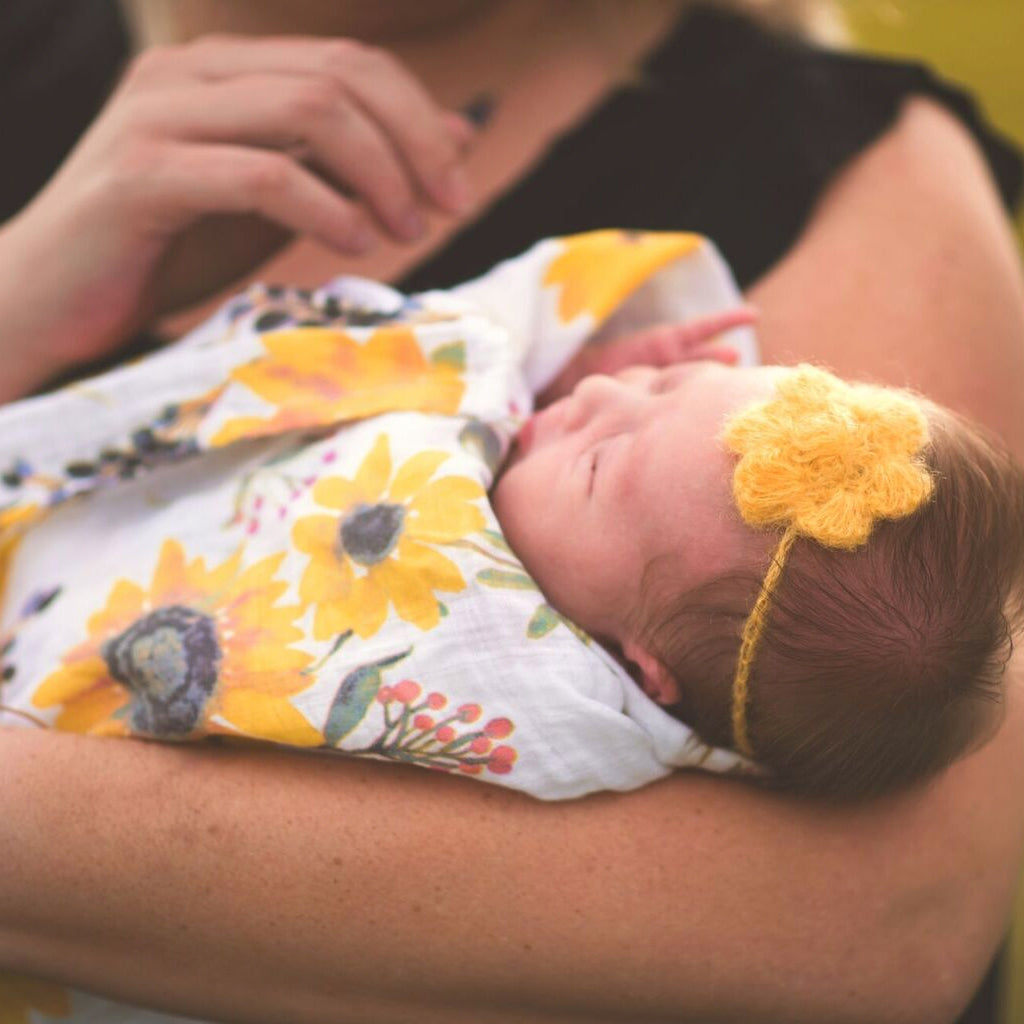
[498,358,1024,799]
[2,230,1023,803]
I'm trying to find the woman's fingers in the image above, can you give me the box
[146,143,380,255]
[128,36,474,217]
[141,76,429,241]
[335,46,473,213]
[0,32,477,382]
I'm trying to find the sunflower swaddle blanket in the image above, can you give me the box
[0,231,759,802]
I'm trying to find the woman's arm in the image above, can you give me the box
[748,97,1024,454]
[0,35,472,401]
[4,689,1023,1024]
[3,97,1024,1024]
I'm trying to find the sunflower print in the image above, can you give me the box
[32,540,319,745]
[293,434,486,640]
[0,970,70,1022]
[0,503,42,598]
[211,325,466,446]
[542,229,703,324]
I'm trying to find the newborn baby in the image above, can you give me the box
[498,359,1024,798]
[2,231,1022,801]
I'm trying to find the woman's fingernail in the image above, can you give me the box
[435,165,473,214]
[396,208,427,241]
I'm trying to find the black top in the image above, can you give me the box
[400,5,1023,291]
[0,0,129,222]
[2,2,1021,292]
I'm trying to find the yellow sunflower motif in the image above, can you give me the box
[293,433,486,640]
[542,229,703,324]
[32,540,320,745]
[0,969,70,1022]
[723,364,934,549]
[211,326,466,446]
[0,503,42,599]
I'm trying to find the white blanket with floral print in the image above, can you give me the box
[0,231,758,811]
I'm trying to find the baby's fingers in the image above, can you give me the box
[679,306,759,347]
[586,308,755,374]
[641,308,759,359]
[687,341,740,365]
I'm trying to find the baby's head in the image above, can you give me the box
[493,361,1024,799]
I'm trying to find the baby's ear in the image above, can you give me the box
[621,640,681,706]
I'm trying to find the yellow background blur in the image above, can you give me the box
[844,0,1024,249]
[843,4,1023,1016]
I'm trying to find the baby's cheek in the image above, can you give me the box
[491,468,537,564]
[492,467,563,589]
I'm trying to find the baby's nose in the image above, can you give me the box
[566,372,641,428]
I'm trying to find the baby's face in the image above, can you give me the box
[492,362,785,649]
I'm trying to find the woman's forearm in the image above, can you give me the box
[5,698,1024,1024]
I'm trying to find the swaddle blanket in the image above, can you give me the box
[0,231,758,807]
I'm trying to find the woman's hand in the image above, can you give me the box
[538,306,755,406]
[0,35,473,400]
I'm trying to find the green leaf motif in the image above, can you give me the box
[560,615,592,646]
[302,629,353,675]
[430,341,467,370]
[527,604,559,639]
[481,528,514,555]
[324,648,411,746]
[477,568,537,591]
[458,419,502,472]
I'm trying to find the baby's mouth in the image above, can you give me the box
[514,415,537,456]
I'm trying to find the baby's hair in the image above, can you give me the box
[637,407,1024,800]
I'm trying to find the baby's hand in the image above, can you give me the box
[539,307,758,406]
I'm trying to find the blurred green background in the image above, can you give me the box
[843,5,1023,1018]
[844,0,1024,249]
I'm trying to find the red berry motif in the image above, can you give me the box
[349,674,517,781]
[487,745,517,775]
[392,679,422,704]
[458,703,481,723]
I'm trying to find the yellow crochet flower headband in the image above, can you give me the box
[721,365,934,758]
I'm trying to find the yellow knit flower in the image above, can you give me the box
[0,970,70,1022]
[293,433,485,640]
[211,325,465,446]
[542,230,703,324]
[32,540,319,745]
[723,365,934,549]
